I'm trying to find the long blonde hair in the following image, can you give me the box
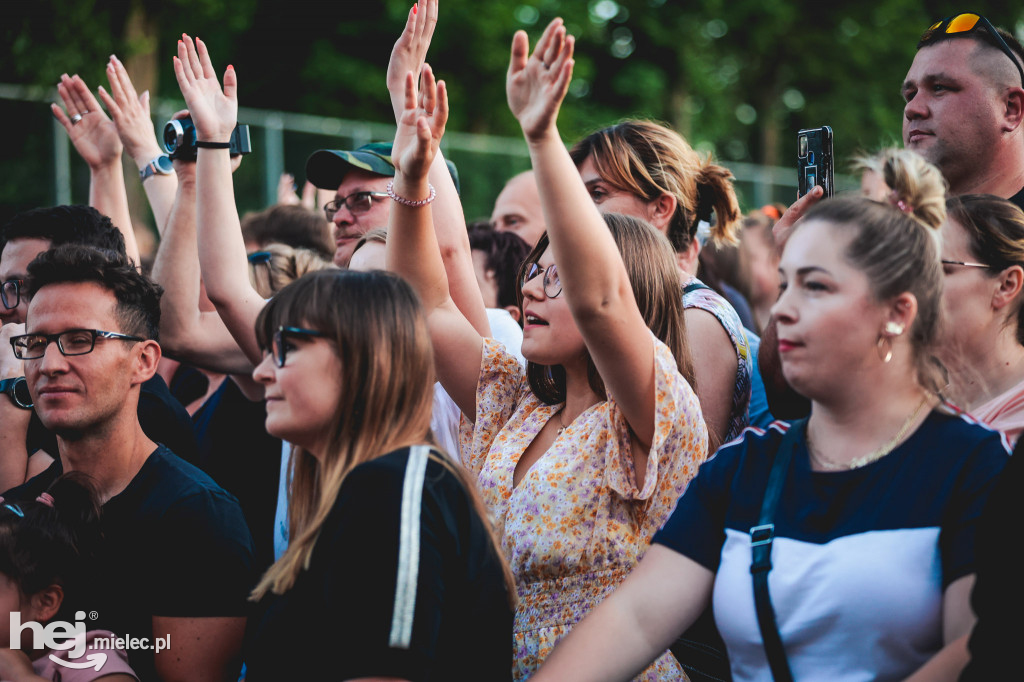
[249,270,514,601]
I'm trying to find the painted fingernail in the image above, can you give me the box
[227,64,234,70]
[412,4,417,13]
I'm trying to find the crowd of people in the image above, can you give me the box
[0,2,1021,680]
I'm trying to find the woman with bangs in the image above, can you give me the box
[385,18,707,680]
[242,269,515,681]
[570,119,749,450]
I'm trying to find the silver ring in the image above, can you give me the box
[70,113,83,125]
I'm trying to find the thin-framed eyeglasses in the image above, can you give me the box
[323,191,390,221]
[941,258,993,270]
[10,329,145,360]
[271,326,325,368]
[521,262,562,298]
[920,13,1024,87]
[1,279,24,310]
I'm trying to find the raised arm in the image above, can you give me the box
[507,20,658,446]
[51,73,140,264]
[386,0,490,338]
[385,65,484,418]
[98,55,178,235]
[149,146,256,375]
[173,35,265,365]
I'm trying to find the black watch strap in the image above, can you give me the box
[0,377,32,409]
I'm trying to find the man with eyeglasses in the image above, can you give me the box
[304,142,396,267]
[903,13,1024,207]
[0,206,196,491]
[2,244,254,682]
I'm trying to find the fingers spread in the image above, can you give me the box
[404,71,417,112]
[421,64,436,115]
[196,37,218,80]
[50,102,73,131]
[533,18,564,63]
[436,79,449,131]
[223,64,237,100]
[96,85,120,119]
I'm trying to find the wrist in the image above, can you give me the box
[133,145,167,169]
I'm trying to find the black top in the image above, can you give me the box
[191,376,281,573]
[961,434,1024,680]
[3,445,255,681]
[1010,185,1024,212]
[27,374,198,465]
[245,446,514,682]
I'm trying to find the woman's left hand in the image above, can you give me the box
[172,34,237,143]
[507,18,575,143]
[391,63,448,183]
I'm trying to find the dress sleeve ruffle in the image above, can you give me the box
[459,337,530,477]
[603,332,708,506]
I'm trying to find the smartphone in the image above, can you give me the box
[797,126,834,199]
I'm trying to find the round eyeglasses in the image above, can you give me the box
[522,262,562,298]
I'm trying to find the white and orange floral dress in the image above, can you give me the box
[461,333,709,680]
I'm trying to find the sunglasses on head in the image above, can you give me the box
[920,13,1024,87]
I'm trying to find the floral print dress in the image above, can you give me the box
[461,332,709,680]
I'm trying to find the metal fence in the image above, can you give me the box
[1,82,851,229]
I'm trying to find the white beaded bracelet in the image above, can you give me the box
[386,181,436,207]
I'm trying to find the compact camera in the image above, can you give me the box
[163,117,253,161]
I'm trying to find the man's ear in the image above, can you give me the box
[132,339,162,386]
[504,305,522,324]
[1003,87,1024,132]
[28,584,64,623]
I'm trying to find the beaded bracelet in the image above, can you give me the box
[386,181,436,207]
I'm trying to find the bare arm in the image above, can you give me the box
[903,575,976,682]
[152,616,246,682]
[149,156,256,375]
[173,36,266,365]
[99,54,178,234]
[52,73,140,264]
[534,544,714,680]
[385,0,490,338]
[507,20,658,446]
[686,308,738,450]
[385,67,484,418]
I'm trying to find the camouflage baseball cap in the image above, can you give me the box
[305,142,395,189]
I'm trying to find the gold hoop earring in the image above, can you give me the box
[877,335,894,363]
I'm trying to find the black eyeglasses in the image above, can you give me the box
[271,326,324,368]
[1,279,24,310]
[323,191,390,221]
[11,329,145,360]
[941,258,993,269]
[521,262,562,298]
[921,13,1024,87]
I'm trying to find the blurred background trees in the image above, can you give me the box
[3,0,1022,222]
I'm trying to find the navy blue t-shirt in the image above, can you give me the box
[654,408,1008,681]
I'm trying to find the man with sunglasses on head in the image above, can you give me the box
[1,244,254,682]
[903,13,1024,207]
[305,142,396,267]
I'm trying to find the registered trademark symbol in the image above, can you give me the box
[89,611,99,620]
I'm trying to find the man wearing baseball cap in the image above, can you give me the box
[306,142,396,267]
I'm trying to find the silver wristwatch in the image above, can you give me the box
[139,154,173,181]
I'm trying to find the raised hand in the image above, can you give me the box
[507,18,575,143]
[97,54,164,165]
[51,73,123,169]
[386,0,438,121]
[392,64,448,183]
[172,34,237,142]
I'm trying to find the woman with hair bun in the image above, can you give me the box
[570,119,749,450]
[936,195,1024,444]
[531,143,1009,681]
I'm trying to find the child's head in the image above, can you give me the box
[0,474,102,649]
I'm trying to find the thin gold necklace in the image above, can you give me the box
[808,394,932,471]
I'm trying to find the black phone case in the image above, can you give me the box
[797,126,834,198]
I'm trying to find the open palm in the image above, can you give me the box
[507,18,575,142]
[172,34,237,142]
[392,64,448,182]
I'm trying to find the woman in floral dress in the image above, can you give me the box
[385,15,708,680]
